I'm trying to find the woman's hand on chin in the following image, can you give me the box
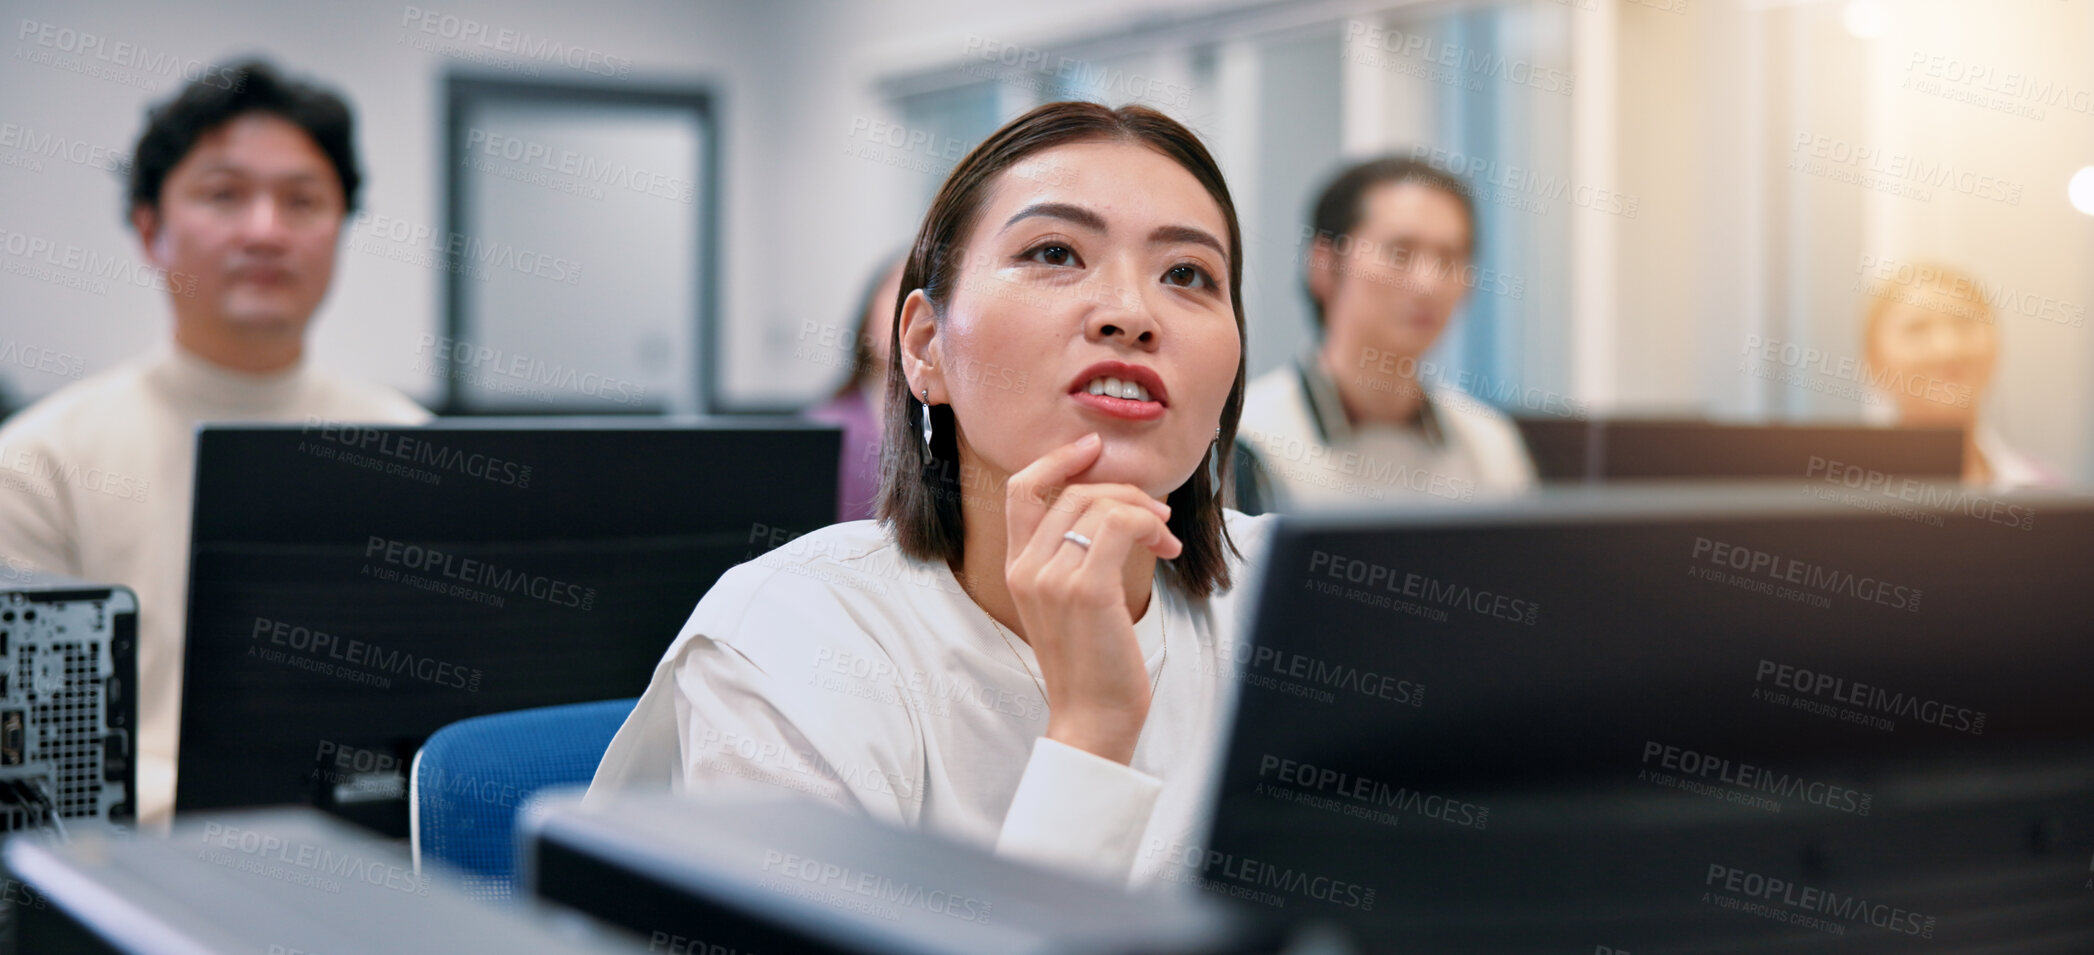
[1003,433,1183,766]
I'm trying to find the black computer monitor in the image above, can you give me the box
[1197,486,2093,952]
[1514,418,1964,483]
[1510,416,1599,482]
[525,793,1288,955]
[5,808,650,953]
[179,418,838,836]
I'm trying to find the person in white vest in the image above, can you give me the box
[0,59,428,828]
[1236,157,1535,512]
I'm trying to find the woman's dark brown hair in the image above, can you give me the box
[875,101,1247,598]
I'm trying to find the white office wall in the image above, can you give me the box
[1855,0,2094,480]
[7,0,2091,481]
[1597,0,2094,479]
[715,0,1245,408]
[0,0,793,410]
[0,0,1257,412]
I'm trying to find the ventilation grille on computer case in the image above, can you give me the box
[0,587,133,831]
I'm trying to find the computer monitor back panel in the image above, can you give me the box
[1200,489,2092,953]
[1509,417,1592,481]
[1603,421,1963,481]
[180,420,838,835]
[1511,419,1964,483]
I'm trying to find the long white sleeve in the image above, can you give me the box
[996,738,1164,882]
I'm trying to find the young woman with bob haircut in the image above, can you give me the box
[591,100,1268,886]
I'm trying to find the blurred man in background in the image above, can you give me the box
[0,59,428,827]
[1236,156,1534,511]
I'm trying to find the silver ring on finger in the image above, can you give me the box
[1062,530,1093,550]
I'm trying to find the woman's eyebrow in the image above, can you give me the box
[1150,224,1227,264]
[1001,202,1228,268]
[1000,201,1106,234]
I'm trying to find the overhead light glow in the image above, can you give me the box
[1842,0,1890,40]
[2069,166,2094,216]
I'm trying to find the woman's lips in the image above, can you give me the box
[1070,390,1167,421]
[1065,361,1168,421]
[1066,361,1169,405]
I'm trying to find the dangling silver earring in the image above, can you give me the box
[1205,426,1221,490]
[920,388,934,451]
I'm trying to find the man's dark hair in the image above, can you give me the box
[1302,155,1477,328]
[127,58,361,219]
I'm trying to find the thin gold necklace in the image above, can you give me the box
[986,597,1168,703]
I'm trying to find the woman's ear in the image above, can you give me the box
[897,288,944,401]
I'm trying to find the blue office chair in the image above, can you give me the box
[410,698,637,901]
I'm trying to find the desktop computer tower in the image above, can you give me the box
[0,576,136,831]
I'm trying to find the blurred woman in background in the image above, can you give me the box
[809,254,905,521]
[1862,263,2053,489]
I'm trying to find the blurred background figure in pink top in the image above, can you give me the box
[808,253,906,521]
